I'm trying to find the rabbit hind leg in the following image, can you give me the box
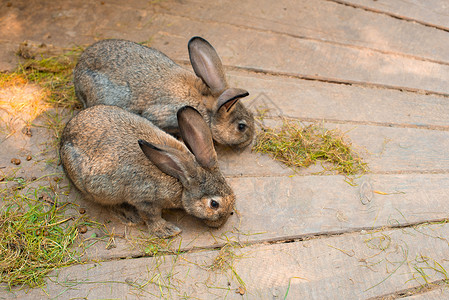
[111,202,143,226]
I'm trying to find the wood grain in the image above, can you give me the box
[337,0,449,30]
[228,71,449,129]
[153,0,449,63]
[77,173,449,260]
[8,224,449,299]
[147,14,449,95]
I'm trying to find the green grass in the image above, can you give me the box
[0,45,82,111]
[16,45,83,110]
[252,119,368,175]
[0,183,86,289]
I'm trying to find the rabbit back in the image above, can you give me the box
[74,39,200,130]
[60,105,184,209]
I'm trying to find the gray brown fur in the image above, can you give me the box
[60,105,235,238]
[74,37,254,148]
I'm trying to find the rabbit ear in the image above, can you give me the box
[217,88,249,112]
[177,106,218,169]
[188,36,227,95]
[138,140,188,182]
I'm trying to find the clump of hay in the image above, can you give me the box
[252,120,368,175]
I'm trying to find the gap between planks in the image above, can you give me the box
[176,60,449,98]
[227,65,449,98]
[327,0,449,32]
[367,278,449,300]
[224,169,449,179]
[261,115,449,132]
[85,217,449,264]
[158,11,449,67]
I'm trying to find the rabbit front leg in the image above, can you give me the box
[134,201,182,238]
[147,217,182,238]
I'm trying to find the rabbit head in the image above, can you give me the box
[139,106,235,228]
[188,37,254,149]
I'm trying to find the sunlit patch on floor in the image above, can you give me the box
[0,76,50,135]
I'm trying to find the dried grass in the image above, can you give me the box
[252,119,368,175]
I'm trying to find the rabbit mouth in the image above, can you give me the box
[203,217,228,228]
[234,136,254,149]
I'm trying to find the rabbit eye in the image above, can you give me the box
[210,199,219,209]
[238,123,247,132]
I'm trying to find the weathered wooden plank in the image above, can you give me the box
[7,223,449,299]
[225,174,449,240]
[319,123,449,173]
[147,14,449,95]
[152,0,449,63]
[238,224,449,299]
[217,121,449,177]
[228,71,449,129]
[0,0,163,70]
[2,2,449,95]
[75,173,449,260]
[339,0,449,30]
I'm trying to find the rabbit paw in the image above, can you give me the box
[149,220,182,238]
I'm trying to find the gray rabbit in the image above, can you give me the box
[60,105,235,238]
[74,37,254,149]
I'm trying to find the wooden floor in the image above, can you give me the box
[1,0,449,299]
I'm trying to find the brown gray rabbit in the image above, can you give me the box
[74,37,254,149]
[60,105,235,238]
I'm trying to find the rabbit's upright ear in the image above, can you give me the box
[177,106,218,169]
[216,88,249,113]
[138,140,188,182]
[188,36,227,95]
